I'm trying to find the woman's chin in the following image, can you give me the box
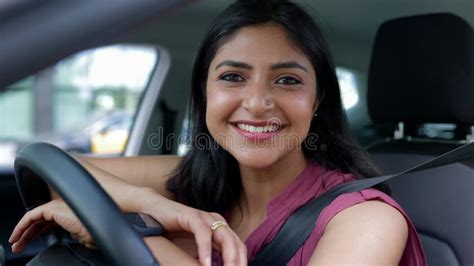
[230,151,280,170]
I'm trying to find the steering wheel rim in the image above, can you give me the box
[14,142,159,266]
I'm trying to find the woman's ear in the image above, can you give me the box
[312,87,325,114]
[312,92,321,114]
[312,99,319,114]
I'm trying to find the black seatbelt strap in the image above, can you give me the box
[250,142,474,266]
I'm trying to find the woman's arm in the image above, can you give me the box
[144,236,199,265]
[39,154,248,265]
[10,197,247,266]
[55,154,182,213]
[308,201,408,265]
[75,155,180,199]
[38,154,247,265]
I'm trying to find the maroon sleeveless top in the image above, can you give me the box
[213,163,426,265]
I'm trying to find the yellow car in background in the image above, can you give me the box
[91,125,130,155]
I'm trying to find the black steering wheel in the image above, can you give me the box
[14,142,159,265]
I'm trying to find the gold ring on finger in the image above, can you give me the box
[210,220,228,233]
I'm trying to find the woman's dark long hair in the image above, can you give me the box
[167,0,389,214]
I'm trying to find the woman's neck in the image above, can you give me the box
[237,150,308,221]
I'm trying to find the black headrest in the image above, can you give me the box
[368,13,474,124]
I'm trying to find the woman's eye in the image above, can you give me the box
[276,76,301,85]
[220,73,245,82]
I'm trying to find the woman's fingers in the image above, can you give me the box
[9,202,58,253]
[145,196,247,264]
[185,214,212,266]
[12,222,57,252]
[208,212,247,266]
[170,208,246,265]
[9,203,54,243]
[212,225,247,266]
[193,211,247,266]
[239,239,248,265]
[212,228,237,264]
[11,220,56,253]
[9,199,94,253]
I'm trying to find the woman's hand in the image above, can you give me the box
[141,191,247,266]
[9,191,247,266]
[9,199,94,252]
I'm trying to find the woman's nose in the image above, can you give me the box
[241,82,274,116]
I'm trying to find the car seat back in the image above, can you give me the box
[367,13,474,266]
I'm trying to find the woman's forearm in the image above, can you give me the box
[144,236,199,265]
[40,156,246,266]
[72,156,160,213]
[76,155,179,199]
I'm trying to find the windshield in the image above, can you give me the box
[0,44,158,169]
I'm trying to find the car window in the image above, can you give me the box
[336,67,359,111]
[0,44,158,168]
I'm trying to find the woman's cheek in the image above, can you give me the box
[206,88,238,131]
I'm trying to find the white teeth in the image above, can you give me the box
[236,123,279,133]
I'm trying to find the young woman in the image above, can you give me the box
[10,0,426,265]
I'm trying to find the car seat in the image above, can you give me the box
[366,13,474,266]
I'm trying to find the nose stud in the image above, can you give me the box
[265,99,273,107]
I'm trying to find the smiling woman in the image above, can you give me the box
[206,23,317,171]
[9,0,426,265]
[165,0,425,264]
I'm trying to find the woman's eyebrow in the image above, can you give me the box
[214,60,308,73]
[215,60,252,70]
[271,61,308,73]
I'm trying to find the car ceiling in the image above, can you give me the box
[2,0,471,86]
[124,0,473,121]
[174,0,474,71]
[0,0,191,89]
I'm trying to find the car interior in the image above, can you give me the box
[366,12,473,265]
[0,0,472,265]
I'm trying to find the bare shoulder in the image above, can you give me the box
[327,200,408,234]
[308,200,408,265]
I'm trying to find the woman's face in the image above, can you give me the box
[206,23,318,170]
